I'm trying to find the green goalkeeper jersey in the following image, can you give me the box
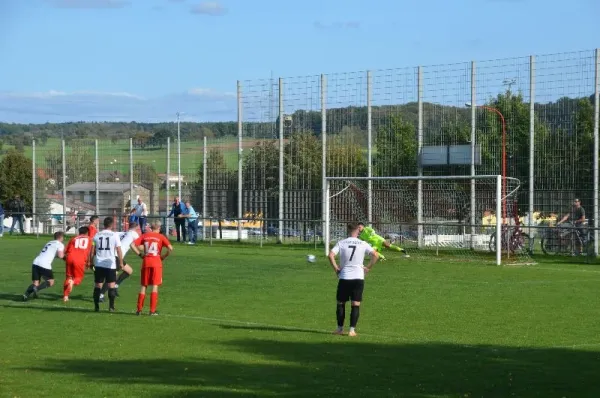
[359,226,379,242]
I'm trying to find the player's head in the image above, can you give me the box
[90,215,99,226]
[357,222,365,232]
[347,222,360,237]
[54,231,65,241]
[185,200,192,209]
[78,226,89,235]
[129,221,139,232]
[151,220,162,232]
[103,216,114,229]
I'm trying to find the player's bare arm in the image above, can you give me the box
[116,246,124,269]
[328,251,341,274]
[364,250,379,273]
[130,242,144,258]
[57,249,65,260]
[160,244,174,261]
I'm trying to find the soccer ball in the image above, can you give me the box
[306,254,316,263]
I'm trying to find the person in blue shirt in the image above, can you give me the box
[182,201,198,244]
[167,197,187,242]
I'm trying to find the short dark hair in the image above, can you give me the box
[129,222,138,229]
[103,217,114,228]
[347,222,360,234]
[90,215,99,222]
[54,231,64,240]
[357,222,365,227]
[79,226,89,235]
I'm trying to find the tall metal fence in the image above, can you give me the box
[14,49,599,256]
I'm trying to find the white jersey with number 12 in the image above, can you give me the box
[331,238,375,280]
[93,230,122,269]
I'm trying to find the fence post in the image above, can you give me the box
[129,138,134,220]
[417,66,424,249]
[32,139,36,235]
[237,80,243,242]
[278,77,284,244]
[203,136,208,241]
[62,139,67,232]
[95,139,99,215]
[496,175,502,265]
[166,137,170,236]
[529,55,536,238]
[470,61,476,246]
[593,48,599,256]
[321,74,327,246]
[367,71,373,225]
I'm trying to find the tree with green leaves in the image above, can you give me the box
[0,150,49,217]
[374,114,417,177]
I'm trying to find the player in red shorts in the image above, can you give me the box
[136,220,173,316]
[63,226,93,302]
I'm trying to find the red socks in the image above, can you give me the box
[150,292,158,313]
[63,280,72,297]
[137,293,146,312]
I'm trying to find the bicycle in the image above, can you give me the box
[488,201,531,255]
[541,221,594,257]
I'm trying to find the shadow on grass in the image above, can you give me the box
[21,338,600,397]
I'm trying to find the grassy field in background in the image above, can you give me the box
[1,137,268,174]
[1,236,600,397]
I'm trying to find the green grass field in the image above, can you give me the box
[1,236,600,397]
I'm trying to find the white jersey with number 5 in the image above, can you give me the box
[33,240,65,270]
[118,230,140,257]
[331,238,374,280]
[93,229,121,269]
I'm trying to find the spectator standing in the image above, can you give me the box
[9,195,25,235]
[0,201,4,237]
[167,197,186,242]
[182,201,198,244]
[558,198,586,254]
[131,196,148,232]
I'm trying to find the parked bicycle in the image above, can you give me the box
[540,222,594,256]
[488,201,531,254]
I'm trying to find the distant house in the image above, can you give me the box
[158,173,185,189]
[65,182,151,216]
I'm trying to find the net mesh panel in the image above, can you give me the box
[328,177,533,264]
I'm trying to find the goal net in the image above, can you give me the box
[325,175,534,265]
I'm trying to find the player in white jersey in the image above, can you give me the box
[328,222,379,337]
[22,232,65,301]
[92,216,123,312]
[99,222,143,302]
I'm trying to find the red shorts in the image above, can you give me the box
[141,267,163,286]
[66,261,85,285]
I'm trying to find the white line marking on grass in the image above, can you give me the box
[3,296,600,353]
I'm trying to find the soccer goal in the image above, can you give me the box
[324,175,534,265]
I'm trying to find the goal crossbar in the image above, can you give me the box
[324,175,503,265]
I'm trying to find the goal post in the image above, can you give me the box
[324,175,530,266]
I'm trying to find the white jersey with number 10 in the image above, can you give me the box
[93,230,122,269]
[331,238,375,280]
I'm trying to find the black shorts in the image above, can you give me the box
[31,264,54,281]
[336,279,365,302]
[94,267,117,284]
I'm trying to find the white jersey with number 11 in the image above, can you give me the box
[331,238,375,280]
[93,230,121,269]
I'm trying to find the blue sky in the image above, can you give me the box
[0,0,598,123]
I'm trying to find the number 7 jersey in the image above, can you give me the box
[331,238,375,280]
[140,232,171,268]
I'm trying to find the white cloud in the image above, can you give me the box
[49,0,131,9]
[190,1,227,16]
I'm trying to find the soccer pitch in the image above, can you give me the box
[1,237,600,397]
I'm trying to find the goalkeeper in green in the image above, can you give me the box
[358,223,408,260]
